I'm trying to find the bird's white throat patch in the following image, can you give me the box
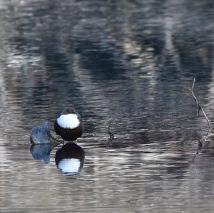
[57,114,80,129]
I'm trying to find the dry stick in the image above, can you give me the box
[106,120,115,147]
[191,78,211,153]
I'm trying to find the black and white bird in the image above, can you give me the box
[54,107,83,141]
[55,142,85,175]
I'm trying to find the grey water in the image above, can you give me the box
[1,0,214,212]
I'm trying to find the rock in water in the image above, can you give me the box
[30,121,50,144]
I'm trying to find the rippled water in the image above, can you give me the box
[1,0,214,212]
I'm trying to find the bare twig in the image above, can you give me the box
[191,78,201,116]
[191,77,211,153]
[108,126,115,141]
[106,120,115,147]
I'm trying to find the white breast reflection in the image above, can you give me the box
[55,142,85,176]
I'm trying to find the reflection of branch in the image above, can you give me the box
[191,77,211,153]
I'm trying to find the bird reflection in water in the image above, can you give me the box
[55,142,85,176]
[29,112,85,175]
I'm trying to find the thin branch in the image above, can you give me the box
[191,77,211,152]
[191,78,201,116]
[108,126,115,141]
[106,120,115,147]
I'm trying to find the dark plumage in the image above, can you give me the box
[55,142,85,175]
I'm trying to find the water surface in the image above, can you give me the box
[1,0,214,212]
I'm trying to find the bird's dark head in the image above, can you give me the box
[62,107,76,115]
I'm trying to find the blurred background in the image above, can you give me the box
[0,0,214,212]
